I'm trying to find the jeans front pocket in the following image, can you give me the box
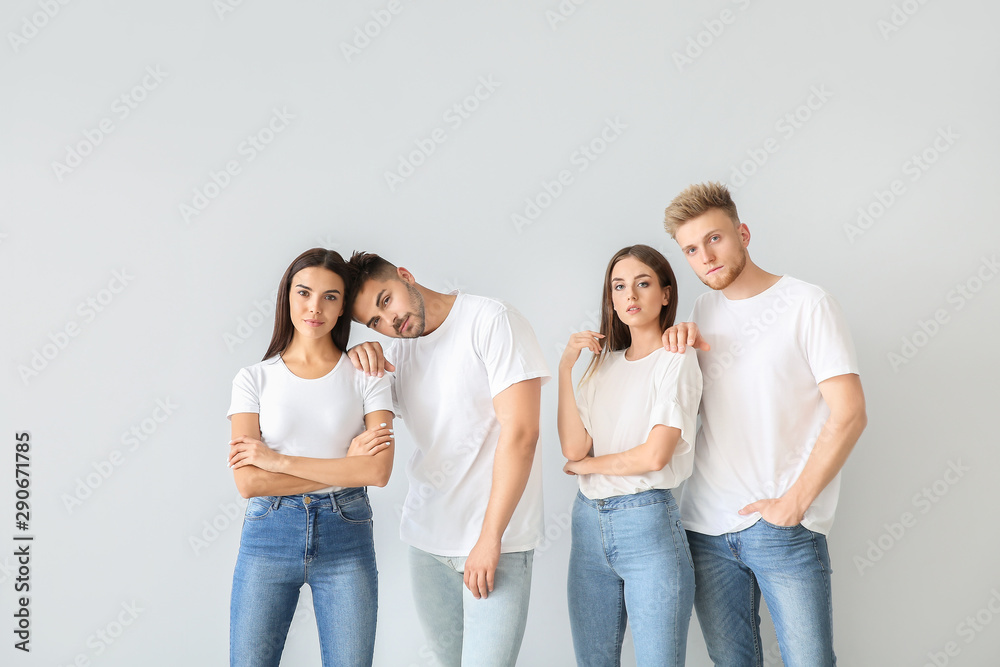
[338,493,373,524]
[244,496,275,520]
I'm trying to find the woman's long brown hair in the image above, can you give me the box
[262,248,354,361]
[580,244,679,384]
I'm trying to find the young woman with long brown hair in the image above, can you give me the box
[557,244,703,666]
[226,247,394,667]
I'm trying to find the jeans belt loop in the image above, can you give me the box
[328,491,339,513]
[273,496,282,510]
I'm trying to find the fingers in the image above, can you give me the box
[465,568,489,600]
[348,348,363,371]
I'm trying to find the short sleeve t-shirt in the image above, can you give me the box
[386,293,551,556]
[575,347,703,500]
[679,276,859,536]
[227,353,394,494]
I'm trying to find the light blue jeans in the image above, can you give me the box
[686,519,836,667]
[567,489,695,667]
[230,489,378,667]
[408,546,533,667]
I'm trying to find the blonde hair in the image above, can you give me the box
[663,181,740,238]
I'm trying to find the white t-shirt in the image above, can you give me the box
[575,347,702,500]
[680,275,859,536]
[227,353,394,494]
[386,292,551,557]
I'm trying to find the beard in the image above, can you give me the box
[701,248,747,291]
[395,281,427,337]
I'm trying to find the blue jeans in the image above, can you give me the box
[686,520,835,667]
[567,489,695,667]
[408,546,533,667]
[230,489,378,667]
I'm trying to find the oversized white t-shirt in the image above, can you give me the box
[227,353,394,494]
[575,347,703,500]
[680,276,859,536]
[386,292,551,556]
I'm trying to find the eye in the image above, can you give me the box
[710,235,721,242]
[382,295,390,307]
[372,318,380,328]
[685,247,696,254]
[297,289,309,297]
[638,281,649,288]
[613,284,623,290]
[325,294,337,301]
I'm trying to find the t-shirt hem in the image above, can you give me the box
[402,538,539,557]
[814,366,861,385]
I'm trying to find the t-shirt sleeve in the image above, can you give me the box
[362,372,395,417]
[227,367,259,419]
[476,306,552,398]
[575,375,597,435]
[647,349,703,456]
[802,294,860,384]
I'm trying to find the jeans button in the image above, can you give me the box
[303,496,311,505]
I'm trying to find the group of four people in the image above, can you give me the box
[225,182,867,667]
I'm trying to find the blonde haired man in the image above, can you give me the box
[662,182,867,666]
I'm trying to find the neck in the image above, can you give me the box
[721,257,781,300]
[283,333,339,364]
[625,322,664,360]
[417,284,457,335]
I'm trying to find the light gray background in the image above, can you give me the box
[2,1,998,665]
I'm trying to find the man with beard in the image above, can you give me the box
[660,182,868,666]
[345,252,549,667]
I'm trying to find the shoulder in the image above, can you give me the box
[653,347,699,376]
[459,293,512,320]
[777,275,835,307]
[234,356,280,381]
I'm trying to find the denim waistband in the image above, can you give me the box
[258,487,368,511]
[576,487,676,511]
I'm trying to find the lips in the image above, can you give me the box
[304,319,324,327]
[399,316,409,334]
[707,266,723,275]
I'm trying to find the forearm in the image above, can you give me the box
[576,427,679,476]
[479,428,538,543]
[278,451,392,488]
[783,409,867,512]
[233,465,327,498]
[557,366,591,461]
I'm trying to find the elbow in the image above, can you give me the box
[507,424,540,454]
[234,468,262,498]
[370,468,391,488]
[561,440,590,462]
[647,448,674,472]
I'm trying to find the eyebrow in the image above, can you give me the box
[295,283,341,294]
[366,289,387,328]
[611,273,653,282]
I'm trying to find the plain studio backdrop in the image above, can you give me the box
[2,1,998,665]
